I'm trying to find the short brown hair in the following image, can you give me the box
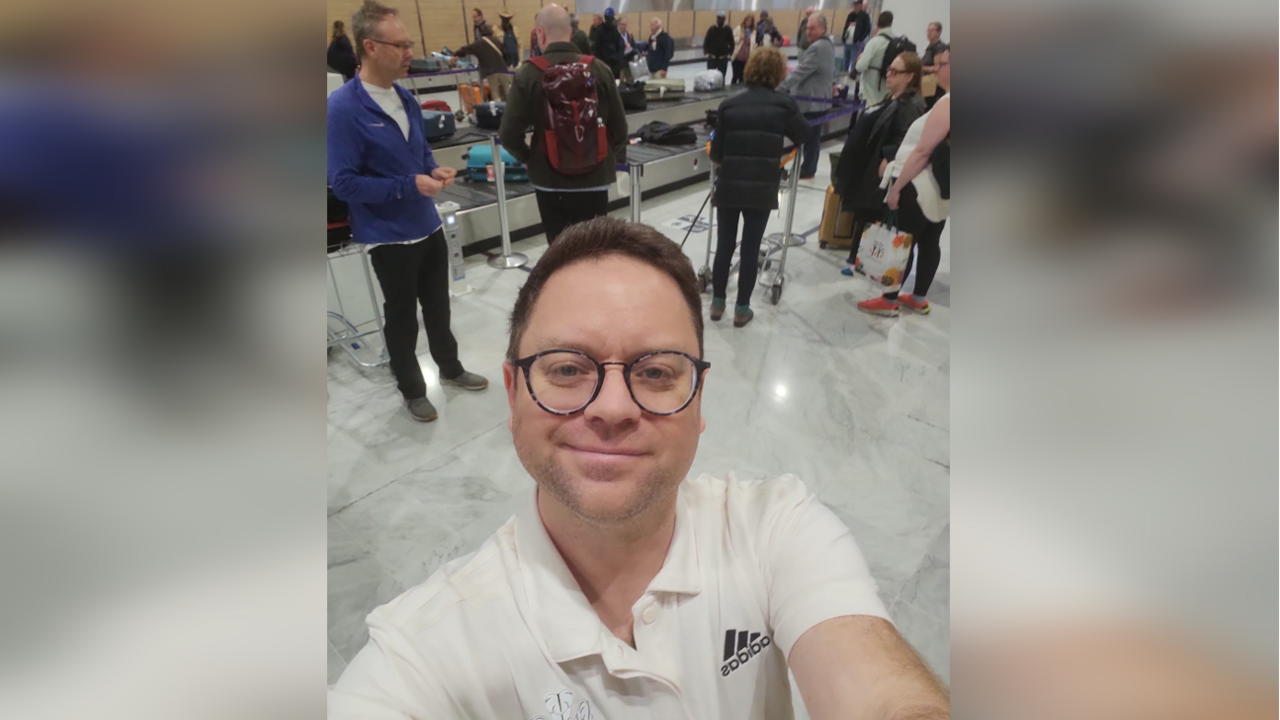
[352,0,397,60]
[893,50,924,93]
[744,46,787,88]
[506,217,705,363]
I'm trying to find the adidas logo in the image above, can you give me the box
[720,629,772,677]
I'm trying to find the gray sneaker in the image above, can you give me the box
[406,396,438,422]
[441,371,489,391]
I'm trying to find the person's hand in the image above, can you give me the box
[415,174,444,197]
[886,184,901,210]
[431,166,457,188]
[878,158,887,177]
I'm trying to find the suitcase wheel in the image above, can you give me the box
[819,241,828,249]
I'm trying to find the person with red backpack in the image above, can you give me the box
[499,3,628,245]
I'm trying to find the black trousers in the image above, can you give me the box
[367,231,465,400]
[731,59,746,84]
[801,111,824,177]
[535,189,610,244]
[712,207,771,308]
[884,184,946,300]
[706,58,729,77]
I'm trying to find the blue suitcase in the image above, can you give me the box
[465,144,528,182]
[421,110,456,141]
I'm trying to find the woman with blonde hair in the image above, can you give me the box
[708,47,810,327]
[730,13,756,85]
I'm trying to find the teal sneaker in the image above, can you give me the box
[710,297,726,322]
[733,305,754,328]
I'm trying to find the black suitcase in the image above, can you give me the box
[620,82,647,111]
[421,110,457,140]
[409,57,442,73]
[474,101,505,130]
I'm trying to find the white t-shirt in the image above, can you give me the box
[330,473,888,720]
[362,80,432,245]
[363,81,412,141]
[892,92,950,222]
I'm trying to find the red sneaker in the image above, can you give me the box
[857,296,900,316]
[898,294,930,314]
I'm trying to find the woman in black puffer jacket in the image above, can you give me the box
[708,47,809,327]
[833,51,926,276]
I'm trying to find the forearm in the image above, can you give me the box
[330,170,416,204]
[890,147,931,192]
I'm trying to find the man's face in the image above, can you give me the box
[619,19,628,33]
[472,10,481,24]
[504,256,707,527]
[806,16,823,42]
[927,24,940,43]
[592,14,602,27]
[365,16,413,79]
[650,19,660,34]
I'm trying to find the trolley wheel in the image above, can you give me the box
[770,280,784,306]
[819,240,828,249]
[761,259,773,273]
[696,269,710,293]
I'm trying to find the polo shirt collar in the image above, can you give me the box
[514,484,702,663]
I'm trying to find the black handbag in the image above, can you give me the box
[637,121,697,146]
[619,81,647,111]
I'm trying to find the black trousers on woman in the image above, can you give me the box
[712,207,771,307]
[731,59,746,84]
[883,183,946,300]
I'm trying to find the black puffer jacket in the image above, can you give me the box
[704,22,735,58]
[834,91,926,213]
[710,86,810,210]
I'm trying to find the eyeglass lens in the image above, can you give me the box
[529,351,697,414]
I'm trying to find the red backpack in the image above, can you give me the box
[528,55,609,175]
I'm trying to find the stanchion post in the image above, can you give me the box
[629,162,642,223]
[486,134,528,270]
[703,162,716,269]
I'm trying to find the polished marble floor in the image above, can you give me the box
[327,143,951,711]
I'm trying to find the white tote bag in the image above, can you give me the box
[856,211,914,291]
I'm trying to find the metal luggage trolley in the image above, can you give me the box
[757,151,803,305]
[327,230,390,368]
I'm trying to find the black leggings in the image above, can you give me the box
[712,207,771,307]
[884,184,946,300]
[731,59,746,84]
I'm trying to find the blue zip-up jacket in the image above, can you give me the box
[327,76,441,244]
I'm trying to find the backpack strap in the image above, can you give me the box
[529,56,550,72]
[579,54,595,65]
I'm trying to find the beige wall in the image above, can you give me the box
[639,11,668,40]
[666,10,694,41]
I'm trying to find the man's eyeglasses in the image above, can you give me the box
[368,38,416,51]
[513,350,711,416]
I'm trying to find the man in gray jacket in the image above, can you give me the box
[778,13,833,179]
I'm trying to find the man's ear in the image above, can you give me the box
[503,361,518,430]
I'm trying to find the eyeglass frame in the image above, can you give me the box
[512,349,712,416]
[367,37,416,51]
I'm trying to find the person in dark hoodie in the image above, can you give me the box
[832,51,926,277]
[593,8,628,79]
[702,10,734,78]
[327,20,358,81]
[755,10,784,47]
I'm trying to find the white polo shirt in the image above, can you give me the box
[330,473,889,720]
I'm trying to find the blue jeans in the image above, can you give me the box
[843,40,866,73]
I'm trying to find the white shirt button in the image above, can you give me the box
[642,605,657,624]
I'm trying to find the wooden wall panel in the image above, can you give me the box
[420,0,470,53]
[667,10,694,41]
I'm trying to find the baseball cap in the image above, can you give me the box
[604,7,615,17]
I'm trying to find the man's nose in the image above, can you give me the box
[583,367,641,425]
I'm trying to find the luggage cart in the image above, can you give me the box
[757,151,803,305]
[327,237,390,368]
